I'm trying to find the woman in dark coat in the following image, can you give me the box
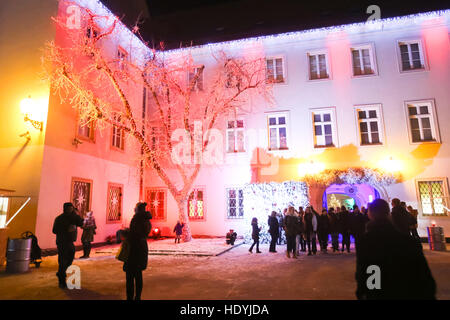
[268,211,279,253]
[80,211,96,259]
[123,202,152,300]
[249,217,261,253]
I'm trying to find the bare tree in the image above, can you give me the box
[43,1,273,241]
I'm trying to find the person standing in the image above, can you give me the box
[80,211,96,259]
[355,199,436,299]
[391,198,413,235]
[268,211,279,253]
[304,206,318,256]
[284,206,298,258]
[338,206,351,253]
[123,202,152,300]
[52,202,84,288]
[328,208,339,252]
[173,220,184,243]
[317,209,330,253]
[351,205,366,252]
[249,217,261,253]
[407,205,420,241]
[297,207,306,252]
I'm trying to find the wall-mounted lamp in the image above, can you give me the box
[72,137,83,147]
[20,96,43,131]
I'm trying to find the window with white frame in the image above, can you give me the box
[355,105,383,145]
[111,114,124,150]
[406,100,439,143]
[351,45,376,76]
[311,108,336,148]
[226,188,244,219]
[266,57,285,83]
[226,119,245,153]
[188,188,205,220]
[267,113,288,150]
[307,51,330,80]
[417,179,449,216]
[188,66,204,91]
[398,40,426,71]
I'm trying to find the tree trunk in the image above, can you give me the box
[308,184,327,213]
[177,199,192,242]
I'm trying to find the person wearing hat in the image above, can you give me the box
[52,202,84,288]
[80,211,97,259]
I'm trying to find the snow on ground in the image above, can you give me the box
[0,239,449,300]
[94,237,243,257]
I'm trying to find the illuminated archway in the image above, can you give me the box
[322,183,381,210]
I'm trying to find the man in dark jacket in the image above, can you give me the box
[338,206,351,253]
[391,198,414,235]
[268,211,279,253]
[317,209,330,253]
[124,202,152,300]
[328,208,340,252]
[351,205,367,252]
[52,202,84,288]
[355,198,436,300]
[303,206,318,256]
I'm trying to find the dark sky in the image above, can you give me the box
[102,0,449,49]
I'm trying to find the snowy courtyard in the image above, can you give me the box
[0,238,449,300]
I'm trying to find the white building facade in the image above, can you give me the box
[145,10,450,239]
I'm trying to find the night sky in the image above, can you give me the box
[102,0,449,49]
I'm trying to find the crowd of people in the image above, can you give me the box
[51,196,434,300]
[249,198,421,258]
[249,197,436,299]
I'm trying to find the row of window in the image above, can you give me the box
[147,178,449,220]
[226,99,440,153]
[187,40,428,89]
[266,40,426,82]
[70,178,123,223]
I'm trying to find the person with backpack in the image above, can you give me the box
[122,202,152,300]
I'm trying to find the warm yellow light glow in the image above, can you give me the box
[378,157,402,173]
[20,96,35,116]
[298,161,325,177]
[20,95,48,122]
